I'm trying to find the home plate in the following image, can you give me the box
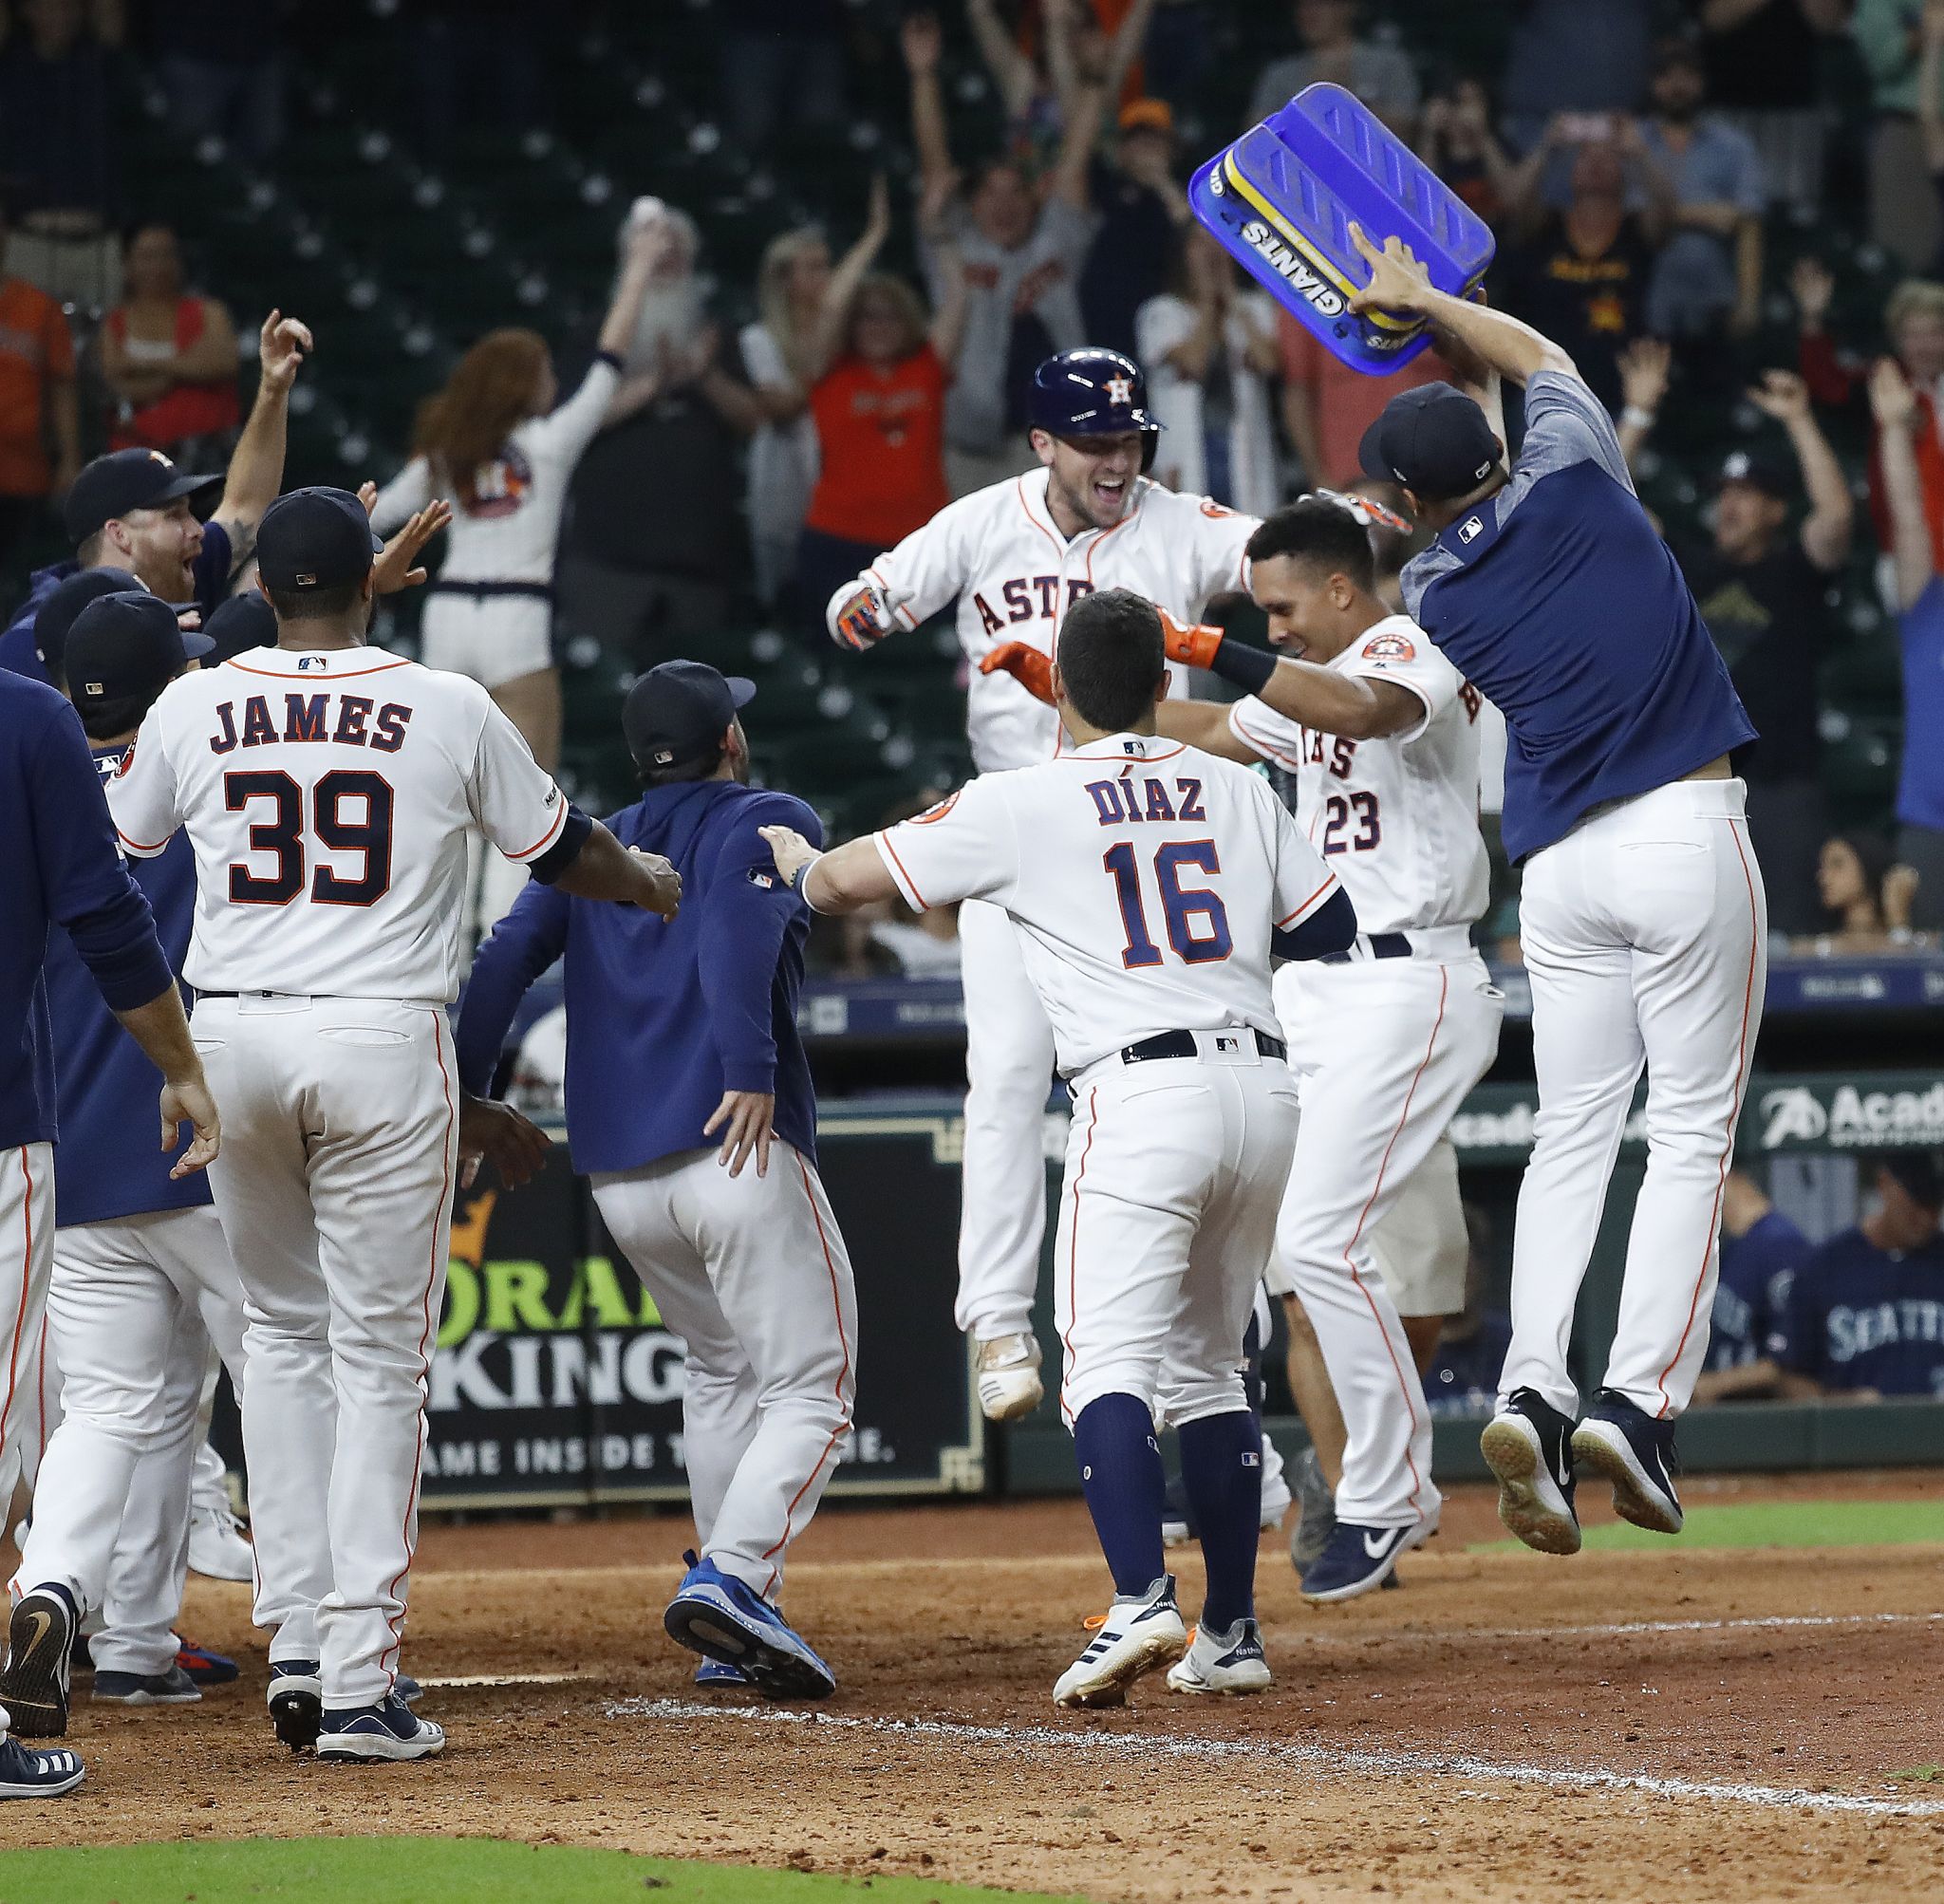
[416,1672,596,1689]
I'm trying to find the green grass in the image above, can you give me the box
[0,1838,1090,1904]
[1469,1498,1944,1554]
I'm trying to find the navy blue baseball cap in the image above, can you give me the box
[64,591,215,713]
[257,486,384,595]
[623,660,756,771]
[201,590,279,664]
[33,565,143,680]
[64,448,221,545]
[1358,383,1502,501]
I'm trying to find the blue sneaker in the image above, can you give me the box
[395,1671,422,1706]
[267,1659,322,1751]
[1299,1516,1435,1603]
[694,1656,752,1689]
[93,1664,200,1706]
[0,1586,78,1737]
[1573,1388,1683,1535]
[316,1691,445,1763]
[175,1637,238,1686]
[664,1553,835,1701]
[0,1735,84,1799]
[1481,1388,1582,1556]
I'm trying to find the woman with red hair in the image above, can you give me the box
[370,217,665,769]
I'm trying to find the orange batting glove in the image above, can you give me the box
[1158,607,1224,670]
[979,641,1056,705]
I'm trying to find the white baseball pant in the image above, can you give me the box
[0,1143,53,1511]
[1056,1040,1299,1429]
[14,1206,248,1677]
[192,993,458,1708]
[1363,1132,1470,1320]
[1503,777,1766,1420]
[1270,949,1503,1528]
[590,1144,856,1602]
[954,899,1056,1342]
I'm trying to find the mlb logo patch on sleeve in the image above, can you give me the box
[748,868,776,889]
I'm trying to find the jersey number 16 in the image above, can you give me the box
[1103,840,1232,968]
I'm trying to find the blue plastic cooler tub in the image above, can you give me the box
[1189,83,1494,376]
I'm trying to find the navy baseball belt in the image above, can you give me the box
[1318,930,1413,967]
[1119,1027,1287,1066]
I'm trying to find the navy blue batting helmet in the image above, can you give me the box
[1028,348,1162,470]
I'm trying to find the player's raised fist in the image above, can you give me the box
[980,642,1056,706]
[626,848,682,919]
[830,579,896,652]
[1157,607,1225,671]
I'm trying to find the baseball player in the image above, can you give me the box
[89,486,681,1763]
[11,570,252,1605]
[0,651,215,1800]
[1350,227,1765,1552]
[457,661,853,1699]
[0,313,312,685]
[826,348,1257,1423]
[765,588,1355,1707]
[5,590,252,1727]
[983,495,1502,1599]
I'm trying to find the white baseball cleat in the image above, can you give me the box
[974,1333,1044,1422]
[1167,1618,1271,1696]
[188,1503,254,1583]
[1053,1576,1187,1708]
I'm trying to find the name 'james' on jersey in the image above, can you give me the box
[871,733,1340,1074]
[854,469,1255,774]
[1225,614,1490,939]
[109,645,570,1001]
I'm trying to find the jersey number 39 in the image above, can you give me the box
[226,769,395,906]
[1103,840,1232,968]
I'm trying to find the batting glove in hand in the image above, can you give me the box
[830,580,896,652]
[979,641,1056,706]
[1158,607,1224,671]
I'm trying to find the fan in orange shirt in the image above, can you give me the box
[0,196,81,582]
[794,176,971,628]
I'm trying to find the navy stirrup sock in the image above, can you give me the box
[1073,1392,1168,1597]
[1177,1407,1262,1633]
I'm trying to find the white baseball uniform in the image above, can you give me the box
[18,1206,247,1679]
[872,734,1338,1427]
[1228,617,1503,1529]
[832,471,1256,1343]
[0,1144,52,1513]
[109,644,577,1708]
[370,356,620,691]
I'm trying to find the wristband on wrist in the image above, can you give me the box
[1205,639,1280,696]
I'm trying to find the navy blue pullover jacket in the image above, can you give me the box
[456,779,823,1174]
[0,672,173,1149]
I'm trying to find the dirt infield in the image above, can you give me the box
[9,1475,1944,1901]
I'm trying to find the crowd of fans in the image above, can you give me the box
[7,0,1944,949]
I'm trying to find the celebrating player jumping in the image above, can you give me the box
[825,347,1257,1427]
[1347,225,1765,1553]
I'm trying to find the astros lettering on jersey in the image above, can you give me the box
[836,469,1256,772]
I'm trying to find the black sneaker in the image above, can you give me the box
[93,1663,201,1706]
[1479,1388,1581,1555]
[0,1587,77,1738]
[267,1659,322,1751]
[1572,1388,1684,1535]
